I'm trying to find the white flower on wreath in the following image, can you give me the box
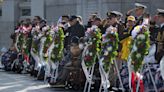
[65,32,69,37]
[36,25,40,30]
[91,25,98,31]
[132,25,146,39]
[89,42,93,45]
[136,53,141,58]
[38,33,43,38]
[55,44,59,48]
[89,52,93,56]
[133,44,138,51]
[107,46,113,52]
[51,54,55,58]
[104,51,109,56]
[15,29,20,33]
[85,42,88,45]
[53,26,59,32]
[137,34,146,40]
[86,50,89,55]
[44,53,48,57]
[93,38,96,41]
[34,35,37,39]
[42,26,50,32]
[86,28,91,37]
[106,26,117,34]
[23,45,26,48]
[49,30,54,35]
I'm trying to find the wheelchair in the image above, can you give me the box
[1,48,17,71]
[64,42,85,90]
[53,36,85,90]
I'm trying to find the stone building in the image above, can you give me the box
[0,0,164,49]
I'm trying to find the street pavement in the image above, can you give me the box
[0,69,80,92]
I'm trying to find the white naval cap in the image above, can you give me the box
[135,3,147,9]
[157,9,164,14]
[111,11,123,17]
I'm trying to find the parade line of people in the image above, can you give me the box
[1,3,164,92]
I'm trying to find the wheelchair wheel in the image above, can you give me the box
[37,66,45,80]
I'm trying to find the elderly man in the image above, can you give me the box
[65,15,85,50]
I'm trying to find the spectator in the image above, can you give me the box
[107,11,125,40]
[134,3,147,19]
[120,15,136,61]
[156,9,164,63]
[92,17,101,27]
[126,3,147,27]
[99,19,108,34]
[77,15,83,25]
[86,13,98,28]
[65,15,85,49]
[32,16,42,27]
[125,15,136,35]
[149,20,159,42]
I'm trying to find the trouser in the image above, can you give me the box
[155,43,164,63]
[56,58,81,84]
[108,58,123,87]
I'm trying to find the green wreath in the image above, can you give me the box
[31,31,40,54]
[84,27,101,67]
[101,30,119,72]
[50,27,65,62]
[43,29,53,61]
[22,34,31,55]
[131,26,150,72]
[17,33,25,52]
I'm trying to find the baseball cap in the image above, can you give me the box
[127,16,136,21]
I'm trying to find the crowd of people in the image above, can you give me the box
[1,2,164,92]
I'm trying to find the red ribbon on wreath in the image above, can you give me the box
[84,55,92,61]
[24,54,29,63]
[131,71,144,92]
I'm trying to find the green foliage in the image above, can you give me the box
[43,29,53,61]
[50,27,65,62]
[101,31,119,72]
[17,33,25,51]
[84,28,102,67]
[131,26,150,72]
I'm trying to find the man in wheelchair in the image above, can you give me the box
[54,36,85,89]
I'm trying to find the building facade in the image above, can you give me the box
[0,0,164,49]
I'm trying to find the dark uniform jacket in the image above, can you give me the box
[112,22,125,52]
[149,26,159,42]
[65,22,85,49]
[156,25,164,63]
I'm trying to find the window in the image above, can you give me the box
[0,0,2,16]
[0,8,2,16]
[0,0,3,3]
[21,8,31,16]
[22,0,31,2]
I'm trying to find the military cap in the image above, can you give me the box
[69,15,78,21]
[157,8,164,17]
[107,11,117,18]
[112,11,123,17]
[135,3,147,9]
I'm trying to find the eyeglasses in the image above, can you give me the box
[61,22,66,25]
